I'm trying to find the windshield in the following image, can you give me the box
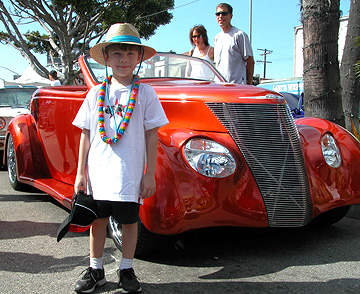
[0,88,36,108]
[85,52,225,84]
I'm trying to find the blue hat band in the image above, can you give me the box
[107,35,142,44]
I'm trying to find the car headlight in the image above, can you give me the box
[0,117,6,130]
[321,133,341,168]
[184,138,236,178]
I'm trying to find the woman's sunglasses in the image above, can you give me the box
[192,35,202,39]
[215,11,229,16]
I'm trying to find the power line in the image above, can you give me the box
[137,0,200,20]
[0,66,19,75]
[257,48,273,79]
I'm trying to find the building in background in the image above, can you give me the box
[260,16,348,94]
[294,16,348,77]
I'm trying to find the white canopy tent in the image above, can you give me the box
[3,66,52,87]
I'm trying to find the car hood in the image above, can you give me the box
[145,79,284,103]
[0,107,30,117]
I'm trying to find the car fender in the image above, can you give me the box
[5,114,50,183]
[140,128,268,235]
[296,117,360,217]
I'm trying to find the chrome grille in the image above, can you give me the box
[206,102,312,227]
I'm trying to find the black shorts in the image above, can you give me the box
[96,201,140,224]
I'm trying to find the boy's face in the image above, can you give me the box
[105,47,141,81]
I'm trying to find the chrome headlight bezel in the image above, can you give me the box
[183,138,236,178]
[0,117,6,131]
[321,133,342,168]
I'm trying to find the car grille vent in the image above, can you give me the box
[206,102,312,227]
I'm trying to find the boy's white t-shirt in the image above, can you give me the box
[73,82,169,204]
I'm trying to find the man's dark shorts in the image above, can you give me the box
[96,201,140,224]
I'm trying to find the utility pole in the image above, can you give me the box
[257,48,273,79]
[249,0,252,45]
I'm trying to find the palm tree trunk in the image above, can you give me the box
[341,0,360,136]
[301,0,344,126]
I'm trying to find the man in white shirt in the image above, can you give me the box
[214,3,255,85]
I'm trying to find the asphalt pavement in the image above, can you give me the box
[347,204,360,220]
[1,170,360,294]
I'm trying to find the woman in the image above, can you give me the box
[187,25,214,80]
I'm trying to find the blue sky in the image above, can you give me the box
[0,0,351,82]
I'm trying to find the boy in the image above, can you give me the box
[72,23,168,293]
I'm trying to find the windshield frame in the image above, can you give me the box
[84,52,227,84]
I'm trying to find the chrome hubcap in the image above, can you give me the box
[108,216,123,248]
[7,136,17,185]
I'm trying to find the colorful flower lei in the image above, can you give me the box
[98,75,140,144]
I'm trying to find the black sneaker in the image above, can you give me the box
[74,267,106,293]
[117,268,141,293]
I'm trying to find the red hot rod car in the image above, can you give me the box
[3,53,360,255]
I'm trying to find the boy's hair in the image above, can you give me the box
[189,25,210,47]
[105,43,142,56]
[216,3,233,14]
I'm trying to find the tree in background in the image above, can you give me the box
[0,0,174,84]
[341,0,360,136]
[356,37,360,77]
[301,0,344,127]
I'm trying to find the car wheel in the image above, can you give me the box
[6,135,26,191]
[108,216,170,256]
[310,206,350,227]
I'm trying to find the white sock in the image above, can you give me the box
[119,258,133,270]
[90,257,103,270]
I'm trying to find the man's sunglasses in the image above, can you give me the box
[215,11,229,16]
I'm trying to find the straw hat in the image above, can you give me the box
[90,23,156,65]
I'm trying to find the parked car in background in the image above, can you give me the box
[280,91,304,118]
[3,53,360,256]
[0,86,37,165]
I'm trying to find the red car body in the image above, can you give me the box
[4,53,360,253]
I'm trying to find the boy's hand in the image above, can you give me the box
[74,129,90,196]
[74,173,86,195]
[140,173,156,199]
